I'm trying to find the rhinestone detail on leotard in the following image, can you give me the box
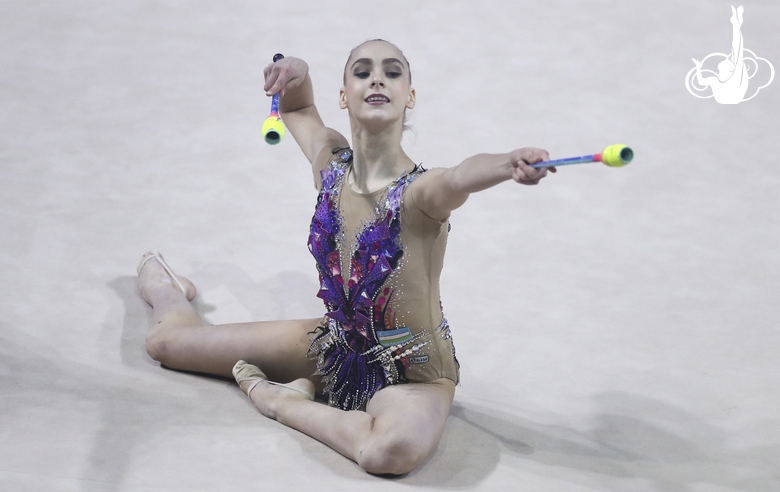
[307,148,429,411]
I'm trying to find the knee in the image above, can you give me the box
[357,433,429,476]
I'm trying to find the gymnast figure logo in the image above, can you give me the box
[685,5,774,104]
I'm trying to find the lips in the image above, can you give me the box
[365,94,390,104]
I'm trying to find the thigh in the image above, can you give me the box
[155,317,323,386]
[365,378,456,455]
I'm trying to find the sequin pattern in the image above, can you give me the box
[307,148,427,411]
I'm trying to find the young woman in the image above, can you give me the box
[137,39,554,476]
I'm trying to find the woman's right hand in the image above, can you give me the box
[263,57,309,98]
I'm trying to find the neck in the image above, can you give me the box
[348,120,414,193]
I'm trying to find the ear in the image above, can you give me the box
[406,87,416,110]
[339,87,348,110]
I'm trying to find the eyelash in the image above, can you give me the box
[354,71,402,79]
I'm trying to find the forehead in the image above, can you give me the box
[348,41,406,67]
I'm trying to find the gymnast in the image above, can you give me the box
[692,5,749,104]
[137,39,554,475]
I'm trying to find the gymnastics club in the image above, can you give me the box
[262,53,286,145]
[531,144,634,168]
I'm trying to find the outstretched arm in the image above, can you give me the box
[692,58,712,86]
[411,148,552,221]
[263,57,348,174]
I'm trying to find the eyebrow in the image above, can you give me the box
[351,58,405,69]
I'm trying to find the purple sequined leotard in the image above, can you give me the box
[307,148,459,411]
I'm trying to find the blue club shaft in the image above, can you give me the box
[531,154,598,168]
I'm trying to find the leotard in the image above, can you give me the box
[308,148,459,411]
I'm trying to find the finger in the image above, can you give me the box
[514,166,542,184]
[266,77,285,97]
[266,64,291,95]
[520,148,547,165]
[263,64,279,91]
[519,160,547,180]
[267,66,295,96]
[532,170,547,181]
[264,70,277,94]
[535,149,550,164]
[519,177,540,186]
[512,167,525,183]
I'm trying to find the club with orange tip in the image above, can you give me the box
[531,144,634,168]
[262,53,286,145]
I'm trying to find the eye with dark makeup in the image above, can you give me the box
[352,68,402,79]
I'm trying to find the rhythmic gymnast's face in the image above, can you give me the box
[340,40,415,130]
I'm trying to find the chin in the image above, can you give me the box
[353,113,402,131]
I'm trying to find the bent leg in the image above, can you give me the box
[139,252,454,474]
[138,253,321,385]
[244,378,456,475]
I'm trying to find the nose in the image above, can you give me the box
[370,75,385,88]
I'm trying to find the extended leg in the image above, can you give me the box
[137,252,321,385]
[730,5,744,63]
[138,252,455,474]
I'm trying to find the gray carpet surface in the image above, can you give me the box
[1,1,779,491]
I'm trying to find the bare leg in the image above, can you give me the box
[137,253,321,386]
[730,6,744,58]
[139,253,455,475]
[240,376,455,475]
[730,6,744,66]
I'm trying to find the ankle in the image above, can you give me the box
[248,382,313,420]
[249,387,282,420]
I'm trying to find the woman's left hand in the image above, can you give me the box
[509,148,555,185]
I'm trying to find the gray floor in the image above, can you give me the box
[2,1,779,491]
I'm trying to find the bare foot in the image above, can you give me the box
[137,252,197,304]
[240,377,316,420]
